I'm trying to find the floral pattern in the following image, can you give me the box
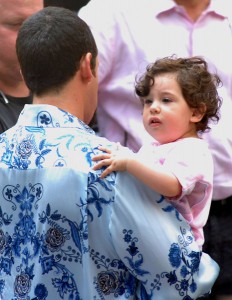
[0,105,218,299]
[0,177,116,299]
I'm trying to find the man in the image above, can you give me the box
[44,0,90,13]
[79,1,232,299]
[0,7,219,299]
[0,0,43,133]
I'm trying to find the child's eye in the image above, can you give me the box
[143,99,153,105]
[162,97,172,103]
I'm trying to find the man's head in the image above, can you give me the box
[16,6,98,97]
[0,0,43,93]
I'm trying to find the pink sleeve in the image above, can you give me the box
[164,139,213,247]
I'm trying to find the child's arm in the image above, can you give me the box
[92,145,181,197]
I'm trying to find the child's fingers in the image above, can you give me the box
[92,153,111,161]
[98,146,112,154]
[100,165,114,178]
[99,169,109,178]
[92,158,111,170]
[92,162,102,170]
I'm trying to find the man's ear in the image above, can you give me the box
[190,103,206,123]
[80,52,93,82]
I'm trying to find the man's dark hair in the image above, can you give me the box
[16,6,98,96]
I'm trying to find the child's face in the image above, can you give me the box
[142,73,198,144]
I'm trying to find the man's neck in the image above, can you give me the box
[174,0,210,21]
[33,76,84,121]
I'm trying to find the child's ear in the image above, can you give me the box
[190,103,206,123]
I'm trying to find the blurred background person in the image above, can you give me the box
[0,0,43,133]
[44,0,90,13]
[79,1,232,299]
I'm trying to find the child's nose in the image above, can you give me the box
[150,101,160,113]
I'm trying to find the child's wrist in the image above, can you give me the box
[125,154,136,172]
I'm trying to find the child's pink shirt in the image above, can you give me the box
[138,138,213,249]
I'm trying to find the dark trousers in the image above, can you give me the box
[202,196,232,298]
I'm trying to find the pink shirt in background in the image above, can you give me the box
[138,138,213,249]
[79,0,232,200]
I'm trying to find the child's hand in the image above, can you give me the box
[92,143,134,178]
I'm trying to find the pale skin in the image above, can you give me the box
[0,0,43,96]
[92,73,205,197]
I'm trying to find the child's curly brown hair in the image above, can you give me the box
[135,56,222,132]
